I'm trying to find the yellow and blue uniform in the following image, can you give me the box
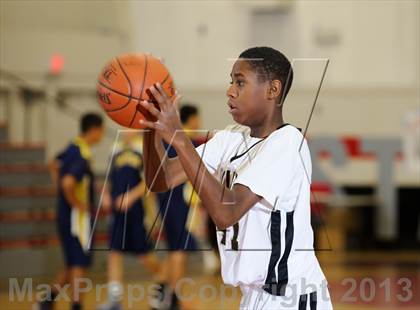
[108,142,151,254]
[157,142,198,251]
[56,137,94,267]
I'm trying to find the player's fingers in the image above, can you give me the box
[139,119,160,130]
[140,100,160,118]
[173,92,182,110]
[149,85,167,109]
[155,82,170,102]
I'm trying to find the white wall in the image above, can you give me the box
[2,0,418,88]
[129,0,419,89]
[127,0,419,137]
[0,0,132,78]
[129,0,250,90]
[294,0,419,88]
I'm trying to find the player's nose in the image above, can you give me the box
[226,85,237,98]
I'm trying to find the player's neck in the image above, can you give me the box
[79,134,93,146]
[249,111,284,138]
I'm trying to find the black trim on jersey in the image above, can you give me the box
[298,294,307,310]
[220,230,227,245]
[231,223,239,250]
[277,211,295,293]
[298,292,317,310]
[229,123,290,163]
[310,291,317,310]
[263,210,295,296]
[263,210,281,295]
[229,138,266,163]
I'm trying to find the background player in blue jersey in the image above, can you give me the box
[98,131,164,310]
[36,113,104,310]
[156,104,202,310]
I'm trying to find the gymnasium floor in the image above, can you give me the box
[1,250,419,309]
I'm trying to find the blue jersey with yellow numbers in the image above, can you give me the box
[56,137,95,224]
[110,147,143,203]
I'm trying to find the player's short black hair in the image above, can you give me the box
[80,113,103,133]
[239,47,293,105]
[180,104,199,125]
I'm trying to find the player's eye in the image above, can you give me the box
[236,80,245,87]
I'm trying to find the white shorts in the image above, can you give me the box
[239,286,333,310]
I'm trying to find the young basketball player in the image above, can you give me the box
[140,47,332,309]
[98,131,165,310]
[35,113,104,310]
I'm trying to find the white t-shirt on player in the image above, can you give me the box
[195,124,327,296]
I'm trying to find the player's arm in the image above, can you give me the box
[173,135,261,229]
[101,182,112,212]
[48,159,60,188]
[129,181,147,200]
[61,174,88,211]
[114,181,147,211]
[140,84,261,229]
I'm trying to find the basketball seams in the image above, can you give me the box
[115,57,132,97]
[97,82,132,112]
[98,72,172,102]
[128,107,139,127]
[161,73,170,85]
[102,98,132,113]
[129,54,148,127]
[98,81,140,100]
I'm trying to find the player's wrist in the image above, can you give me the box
[172,131,188,150]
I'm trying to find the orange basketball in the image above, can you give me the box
[97,53,175,128]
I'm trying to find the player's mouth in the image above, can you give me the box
[227,101,239,113]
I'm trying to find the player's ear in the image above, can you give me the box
[268,80,282,102]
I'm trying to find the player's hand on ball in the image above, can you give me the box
[139,83,183,146]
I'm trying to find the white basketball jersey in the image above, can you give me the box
[195,124,327,296]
